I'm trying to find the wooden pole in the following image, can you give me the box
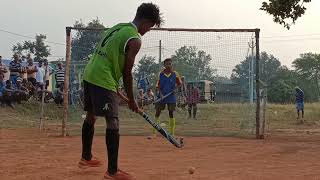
[62,27,71,136]
[39,65,48,131]
[255,29,261,139]
[248,38,255,104]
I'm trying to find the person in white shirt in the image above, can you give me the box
[36,60,45,90]
[43,59,53,90]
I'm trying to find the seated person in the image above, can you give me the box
[136,89,145,108]
[0,73,6,105]
[24,80,36,98]
[144,88,155,105]
[14,77,29,103]
[3,80,16,107]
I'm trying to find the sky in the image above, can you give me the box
[0,0,319,69]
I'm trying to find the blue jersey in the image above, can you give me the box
[156,71,181,103]
[295,90,304,103]
[137,75,150,92]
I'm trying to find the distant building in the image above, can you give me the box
[187,80,214,103]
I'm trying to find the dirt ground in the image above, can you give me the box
[1,128,320,180]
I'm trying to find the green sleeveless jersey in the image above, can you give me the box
[83,23,140,92]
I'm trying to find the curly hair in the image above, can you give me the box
[163,58,172,64]
[136,3,164,27]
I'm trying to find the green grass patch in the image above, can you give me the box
[1,101,319,137]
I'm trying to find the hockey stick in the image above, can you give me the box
[153,91,174,104]
[117,91,183,148]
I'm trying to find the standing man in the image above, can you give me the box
[295,86,304,123]
[187,84,200,119]
[0,55,8,76]
[20,55,28,81]
[43,59,53,90]
[78,3,163,180]
[137,72,150,93]
[9,54,22,86]
[26,57,38,87]
[55,62,65,87]
[153,58,182,137]
[36,60,45,91]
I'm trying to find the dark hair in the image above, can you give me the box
[163,58,172,64]
[136,3,163,27]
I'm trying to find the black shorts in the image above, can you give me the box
[83,80,119,117]
[155,103,176,112]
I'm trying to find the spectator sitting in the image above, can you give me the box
[0,73,6,106]
[22,79,33,99]
[136,89,145,108]
[145,88,154,105]
[3,80,16,108]
[14,77,29,103]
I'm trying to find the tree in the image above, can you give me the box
[71,18,105,62]
[231,52,283,102]
[12,34,51,61]
[134,55,159,86]
[260,0,312,29]
[267,66,297,103]
[171,46,216,82]
[293,53,320,101]
[259,52,282,84]
[231,52,281,88]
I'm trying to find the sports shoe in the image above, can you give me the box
[103,169,135,180]
[78,156,102,169]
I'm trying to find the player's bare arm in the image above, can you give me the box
[123,38,141,112]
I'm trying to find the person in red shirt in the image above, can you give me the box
[186,84,200,119]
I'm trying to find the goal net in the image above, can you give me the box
[62,27,262,138]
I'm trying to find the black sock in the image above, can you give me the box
[106,129,120,175]
[81,120,94,160]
